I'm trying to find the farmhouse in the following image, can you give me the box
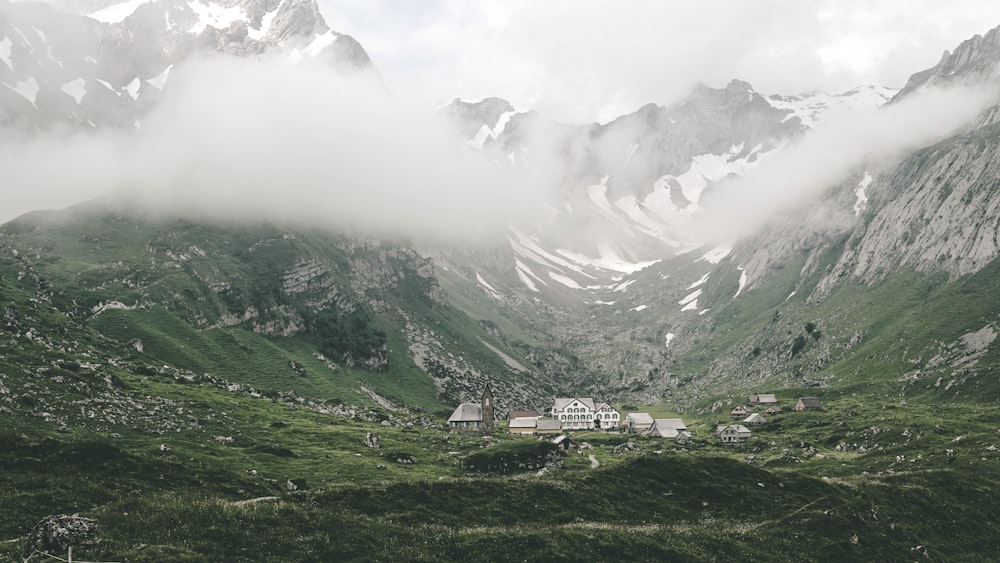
[730,405,751,419]
[795,397,823,411]
[648,418,691,443]
[626,412,654,433]
[535,419,562,435]
[743,413,767,426]
[749,393,777,405]
[447,385,496,435]
[718,424,752,444]
[764,406,783,416]
[507,416,538,436]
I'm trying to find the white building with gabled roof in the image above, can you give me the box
[592,402,620,430]
[648,418,689,441]
[551,397,596,430]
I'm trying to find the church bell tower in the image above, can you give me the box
[481,384,495,434]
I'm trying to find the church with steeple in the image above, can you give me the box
[447,384,495,435]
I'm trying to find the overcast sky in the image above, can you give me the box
[318,0,1000,122]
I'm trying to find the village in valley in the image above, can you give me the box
[447,385,825,448]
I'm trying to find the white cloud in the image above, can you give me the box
[0,58,554,240]
[319,0,1000,122]
[697,82,998,240]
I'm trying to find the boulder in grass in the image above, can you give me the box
[22,514,97,561]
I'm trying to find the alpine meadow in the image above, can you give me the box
[4,1,1000,561]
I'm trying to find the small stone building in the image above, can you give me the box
[718,424,752,444]
[447,385,495,435]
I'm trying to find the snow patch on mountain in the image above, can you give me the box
[665,333,675,347]
[508,229,595,279]
[126,77,141,100]
[248,6,280,40]
[641,143,765,228]
[766,85,899,128]
[89,0,154,23]
[0,37,12,71]
[676,143,760,204]
[148,65,172,90]
[469,109,517,149]
[854,172,872,216]
[514,259,546,285]
[679,288,701,311]
[188,0,247,34]
[549,272,583,290]
[631,304,648,312]
[687,274,709,290]
[476,272,501,299]
[304,30,337,57]
[514,259,543,292]
[698,243,733,264]
[556,245,658,275]
[96,79,118,95]
[60,78,86,103]
[734,267,747,298]
[612,279,636,293]
[7,77,39,105]
[493,110,514,136]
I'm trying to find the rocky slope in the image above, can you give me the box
[431,24,1000,404]
[0,203,564,414]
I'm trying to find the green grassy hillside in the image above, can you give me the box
[4,208,1000,560]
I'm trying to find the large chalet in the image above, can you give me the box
[550,398,620,430]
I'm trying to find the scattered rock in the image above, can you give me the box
[22,514,97,560]
[286,478,308,491]
[385,452,417,464]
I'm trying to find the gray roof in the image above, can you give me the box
[552,398,596,412]
[797,397,822,407]
[756,394,777,403]
[536,419,562,431]
[744,413,766,423]
[448,403,482,423]
[627,412,654,425]
[652,418,687,431]
[508,416,538,429]
[722,424,752,436]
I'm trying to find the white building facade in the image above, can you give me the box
[552,398,596,430]
[592,402,620,430]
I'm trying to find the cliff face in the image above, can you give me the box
[813,126,1000,295]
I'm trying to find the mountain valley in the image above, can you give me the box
[3,1,1000,560]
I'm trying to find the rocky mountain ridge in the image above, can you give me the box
[0,0,375,130]
[5,2,1000,411]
